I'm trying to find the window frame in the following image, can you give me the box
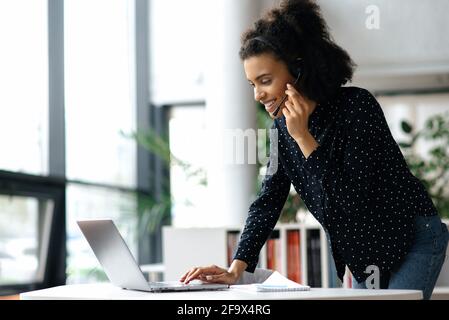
[0,170,66,294]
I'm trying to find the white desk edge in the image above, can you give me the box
[19,283,423,300]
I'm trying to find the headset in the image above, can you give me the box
[252,36,303,117]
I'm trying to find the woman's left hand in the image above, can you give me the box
[282,83,315,142]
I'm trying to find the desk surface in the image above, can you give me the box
[20,283,423,300]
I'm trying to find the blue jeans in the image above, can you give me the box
[352,214,449,300]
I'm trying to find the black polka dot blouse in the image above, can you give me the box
[233,86,438,283]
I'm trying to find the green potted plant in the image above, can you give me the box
[397,111,449,220]
[123,128,206,235]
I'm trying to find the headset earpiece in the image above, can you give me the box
[288,57,303,83]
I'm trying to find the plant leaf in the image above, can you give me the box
[401,120,413,134]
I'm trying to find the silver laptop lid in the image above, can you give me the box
[77,219,151,291]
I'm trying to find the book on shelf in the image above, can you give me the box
[286,229,301,283]
[266,230,282,274]
[306,229,322,287]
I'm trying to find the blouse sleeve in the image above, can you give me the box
[233,126,291,272]
[302,89,386,212]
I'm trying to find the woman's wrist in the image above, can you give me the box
[294,131,319,159]
[228,259,248,280]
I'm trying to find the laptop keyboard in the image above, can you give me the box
[150,280,204,287]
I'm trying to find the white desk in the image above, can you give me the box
[431,287,449,300]
[20,283,422,300]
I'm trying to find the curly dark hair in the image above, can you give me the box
[239,0,356,103]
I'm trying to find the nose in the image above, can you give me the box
[254,87,266,102]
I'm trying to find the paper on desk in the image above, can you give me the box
[230,271,310,292]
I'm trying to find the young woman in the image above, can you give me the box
[180,0,449,299]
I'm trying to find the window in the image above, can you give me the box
[0,195,53,286]
[0,0,156,293]
[64,0,136,188]
[0,0,48,175]
[149,0,212,104]
[63,0,141,283]
[0,172,65,294]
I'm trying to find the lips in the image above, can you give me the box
[263,99,277,113]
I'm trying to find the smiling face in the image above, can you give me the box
[244,53,296,119]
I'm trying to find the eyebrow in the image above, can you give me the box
[248,73,271,83]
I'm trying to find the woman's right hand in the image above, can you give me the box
[180,260,248,285]
[179,264,239,285]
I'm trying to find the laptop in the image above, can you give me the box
[77,219,229,292]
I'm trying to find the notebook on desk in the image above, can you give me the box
[230,271,310,292]
[77,219,229,292]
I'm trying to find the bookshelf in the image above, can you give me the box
[249,222,347,288]
[162,216,350,288]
